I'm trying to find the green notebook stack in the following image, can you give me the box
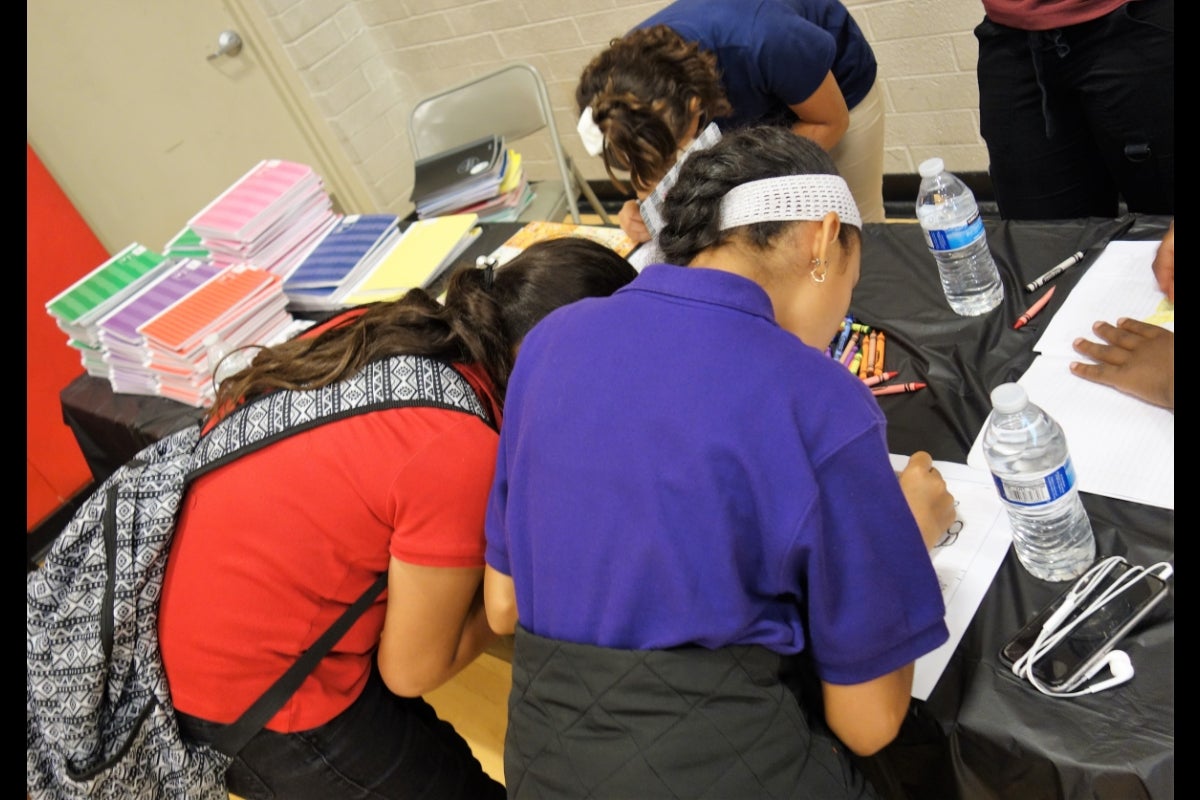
[45,242,170,376]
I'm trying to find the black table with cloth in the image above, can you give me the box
[56,215,1174,800]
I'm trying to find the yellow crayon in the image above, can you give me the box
[848,351,863,375]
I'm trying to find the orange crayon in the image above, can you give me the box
[1013,286,1056,330]
[864,331,877,379]
[873,331,886,377]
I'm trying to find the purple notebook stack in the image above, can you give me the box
[96,258,226,397]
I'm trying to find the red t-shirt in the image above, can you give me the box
[159,361,501,732]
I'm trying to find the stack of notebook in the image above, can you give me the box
[44,243,173,378]
[96,258,226,397]
[136,265,300,407]
[339,213,481,306]
[282,213,403,312]
[188,159,337,278]
[412,135,524,220]
[448,149,534,223]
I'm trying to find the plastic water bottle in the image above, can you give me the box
[981,383,1096,582]
[916,157,1004,316]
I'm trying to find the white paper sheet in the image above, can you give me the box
[1033,240,1174,359]
[966,356,1174,509]
[890,454,1013,700]
[965,239,1175,510]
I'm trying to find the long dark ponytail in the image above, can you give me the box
[209,237,637,417]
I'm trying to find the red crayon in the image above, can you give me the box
[1013,286,1056,330]
[871,382,926,397]
[862,370,899,388]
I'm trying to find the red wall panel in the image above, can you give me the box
[27,143,106,530]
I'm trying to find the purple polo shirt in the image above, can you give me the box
[485,264,947,685]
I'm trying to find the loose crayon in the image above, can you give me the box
[873,331,886,377]
[1013,286,1056,330]
[871,381,926,397]
[839,331,861,366]
[849,351,863,375]
[862,370,899,388]
[832,316,853,359]
[865,332,877,378]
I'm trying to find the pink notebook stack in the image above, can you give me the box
[137,264,300,407]
[188,159,337,278]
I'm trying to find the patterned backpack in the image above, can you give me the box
[27,355,491,799]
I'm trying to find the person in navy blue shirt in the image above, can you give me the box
[484,126,955,798]
[575,0,885,243]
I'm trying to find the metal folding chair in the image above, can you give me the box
[408,62,612,225]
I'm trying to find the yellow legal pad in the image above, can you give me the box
[341,213,479,304]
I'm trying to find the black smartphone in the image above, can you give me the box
[999,561,1170,691]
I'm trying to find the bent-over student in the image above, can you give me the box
[484,127,956,798]
[576,0,886,244]
[158,238,636,800]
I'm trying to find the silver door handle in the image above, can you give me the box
[206,30,243,61]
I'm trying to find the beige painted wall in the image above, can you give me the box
[31,0,990,221]
[251,0,990,217]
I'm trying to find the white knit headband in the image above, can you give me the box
[718,174,862,231]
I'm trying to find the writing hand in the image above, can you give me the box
[1071,318,1174,411]
[618,199,651,244]
[898,451,957,552]
[1151,220,1173,303]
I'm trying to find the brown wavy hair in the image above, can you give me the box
[576,25,731,194]
[207,237,637,420]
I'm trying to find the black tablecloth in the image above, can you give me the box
[57,216,1174,800]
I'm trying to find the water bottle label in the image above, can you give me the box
[991,460,1077,506]
[923,211,985,252]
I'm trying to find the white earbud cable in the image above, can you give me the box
[1012,556,1172,697]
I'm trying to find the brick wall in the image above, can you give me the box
[252,0,989,215]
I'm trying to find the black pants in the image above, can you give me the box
[975,0,1173,219]
[178,663,505,800]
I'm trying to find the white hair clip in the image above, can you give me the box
[577,106,605,157]
[718,174,862,231]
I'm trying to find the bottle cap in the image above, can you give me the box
[918,157,944,178]
[991,382,1028,413]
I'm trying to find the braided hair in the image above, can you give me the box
[658,126,860,265]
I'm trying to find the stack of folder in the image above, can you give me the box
[412,135,529,220]
[136,265,301,407]
[96,258,226,397]
[163,226,212,261]
[188,159,337,278]
[45,243,173,378]
[282,213,403,312]
[450,150,534,223]
[339,213,481,305]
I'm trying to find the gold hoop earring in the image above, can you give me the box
[809,257,827,285]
